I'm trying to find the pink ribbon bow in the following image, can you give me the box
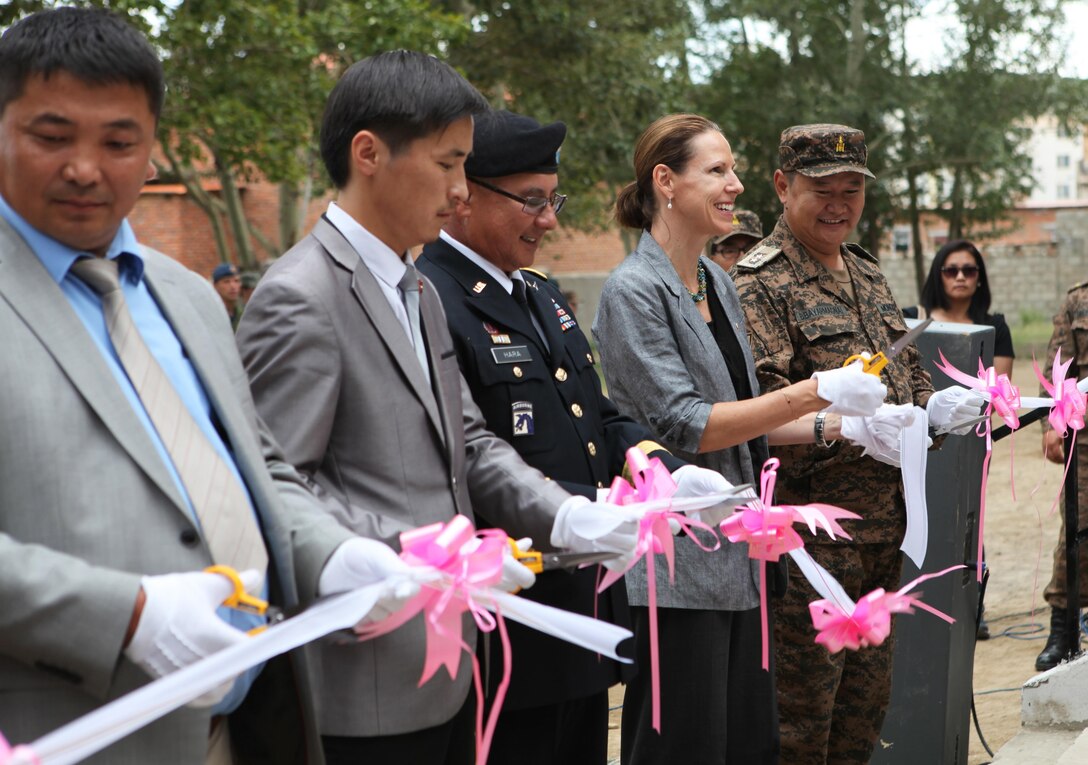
[1035,349,1086,437]
[0,734,38,765]
[599,447,720,733]
[355,516,510,765]
[809,564,964,653]
[1034,349,1087,513]
[719,458,860,668]
[935,352,1022,580]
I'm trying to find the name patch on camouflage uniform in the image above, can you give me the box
[877,303,899,314]
[794,304,850,322]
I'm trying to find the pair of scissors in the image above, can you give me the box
[206,565,284,635]
[843,317,933,377]
[509,544,620,574]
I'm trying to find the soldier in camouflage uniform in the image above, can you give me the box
[731,124,936,765]
[709,209,763,271]
[1036,282,1088,670]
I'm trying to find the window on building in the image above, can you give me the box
[1058,184,1071,199]
[893,227,910,253]
[1058,155,1071,168]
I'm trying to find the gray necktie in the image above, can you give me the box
[399,262,431,384]
[71,257,268,579]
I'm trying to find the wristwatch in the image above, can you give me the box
[814,412,837,448]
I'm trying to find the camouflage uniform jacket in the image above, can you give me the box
[1043,281,1088,420]
[732,216,935,544]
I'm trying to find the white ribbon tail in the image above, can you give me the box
[788,548,855,612]
[26,585,386,765]
[899,406,930,568]
[485,590,633,663]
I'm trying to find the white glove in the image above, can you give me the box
[841,403,917,467]
[550,496,639,572]
[671,465,736,526]
[318,537,421,625]
[926,385,987,435]
[501,537,537,593]
[812,362,887,416]
[125,569,260,707]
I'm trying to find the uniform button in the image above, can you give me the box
[452,477,459,492]
[586,353,593,363]
[179,528,199,547]
[513,366,523,378]
[571,403,583,418]
[588,441,597,456]
[555,368,568,382]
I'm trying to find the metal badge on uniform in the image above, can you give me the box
[473,281,487,294]
[552,299,577,333]
[491,345,533,364]
[512,401,534,436]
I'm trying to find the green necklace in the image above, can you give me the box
[689,259,708,303]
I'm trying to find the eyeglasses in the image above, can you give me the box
[468,177,567,216]
[940,265,980,278]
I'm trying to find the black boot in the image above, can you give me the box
[1035,607,1079,671]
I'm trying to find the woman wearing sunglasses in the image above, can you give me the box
[904,239,1014,379]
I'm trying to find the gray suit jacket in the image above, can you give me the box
[0,216,353,763]
[593,231,762,611]
[235,216,570,737]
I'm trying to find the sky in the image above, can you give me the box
[905,0,1088,78]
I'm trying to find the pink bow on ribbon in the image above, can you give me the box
[1034,349,1087,513]
[809,564,964,653]
[935,352,1022,581]
[354,516,510,765]
[598,447,720,733]
[719,458,860,668]
[0,734,38,765]
[1035,349,1086,437]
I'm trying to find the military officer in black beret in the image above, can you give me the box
[417,110,730,764]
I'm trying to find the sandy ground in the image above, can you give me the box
[605,358,1070,764]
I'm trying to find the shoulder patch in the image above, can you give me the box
[844,242,878,264]
[520,267,550,282]
[735,243,783,270]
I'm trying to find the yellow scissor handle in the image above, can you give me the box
[843,351,888,377]
[205,564,269,617]
[509,539,543,575]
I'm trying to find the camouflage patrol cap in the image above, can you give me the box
[716,210,763,244]
[779,123,876,179]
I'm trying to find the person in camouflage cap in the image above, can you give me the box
[709,210,763,271]
[730,123,977,764]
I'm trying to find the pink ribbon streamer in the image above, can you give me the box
[718,458,860,669]
[598,448,720,733]
[0,734,38,765]
[354,516,510,765]
[935,352,1022,581]
[1033,349,1087,513]
[809,564,965,653]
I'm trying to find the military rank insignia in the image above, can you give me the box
[512,401,534,436]
[552,299,577,332]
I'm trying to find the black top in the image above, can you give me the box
[706,271,754,402]
[902,306,1015,358]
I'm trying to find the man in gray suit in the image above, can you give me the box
[0,9,411,763]
[236,53,645,764]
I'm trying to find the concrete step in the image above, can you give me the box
[992,652,1088,763]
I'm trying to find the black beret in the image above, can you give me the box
[465,110,566,178]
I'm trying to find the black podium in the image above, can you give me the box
[872,322,990,765]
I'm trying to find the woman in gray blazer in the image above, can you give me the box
[592,114,885,764]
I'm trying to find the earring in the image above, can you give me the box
[667,199,673,210]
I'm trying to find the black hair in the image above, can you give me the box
[920,238,992,323]
[0,7,164,120]
[319,50,489,189]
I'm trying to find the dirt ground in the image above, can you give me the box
[605,357,1070,764]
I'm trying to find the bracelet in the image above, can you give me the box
[814,412,837,448]
[778,389,796,418]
